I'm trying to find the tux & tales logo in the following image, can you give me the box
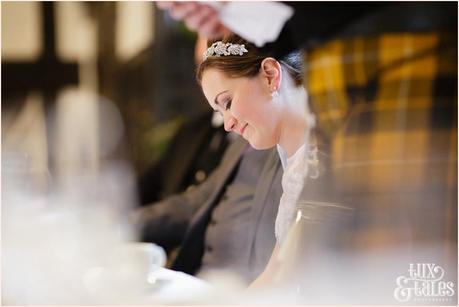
[394,263,455,303]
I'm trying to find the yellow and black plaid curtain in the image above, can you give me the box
[304,31,457,252]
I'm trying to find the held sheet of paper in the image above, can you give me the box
[201,1,293,47]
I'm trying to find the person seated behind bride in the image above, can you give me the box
[197,34,315,285]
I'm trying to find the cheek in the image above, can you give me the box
[246,99,278,132]
[231,98,253,120]
[251,103,282,145]
[243,105,280,149]
[233,83,270,121]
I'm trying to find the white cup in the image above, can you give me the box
[110,242,166,276]
[82,242,167,302]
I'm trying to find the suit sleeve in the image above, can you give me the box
[134,137,245,252]
[135,163,221,251]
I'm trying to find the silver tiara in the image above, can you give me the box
[203,41,248,61]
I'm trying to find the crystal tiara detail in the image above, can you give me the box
[203,41,248,61]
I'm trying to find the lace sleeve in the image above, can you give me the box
[275,144,308,244]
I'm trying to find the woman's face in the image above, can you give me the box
[201,68,282,150]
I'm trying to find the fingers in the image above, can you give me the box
[169,2,198,20]
[185,5,214,31]
[155,2,173,10]
[157,1,229,39]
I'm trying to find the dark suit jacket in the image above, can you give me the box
[138,137,283,282]
[138,111,228,204]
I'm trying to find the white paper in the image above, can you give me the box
[218,2,293,47]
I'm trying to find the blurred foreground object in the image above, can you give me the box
[263,2,458,304]
[1,90,211,304]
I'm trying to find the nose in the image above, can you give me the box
[223,113,237,132]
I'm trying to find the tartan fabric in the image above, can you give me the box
[302,31,457,250]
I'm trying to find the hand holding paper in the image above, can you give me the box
[156,1,293,46]
[156,1,230,39]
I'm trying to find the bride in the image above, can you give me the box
[197,34,315,286]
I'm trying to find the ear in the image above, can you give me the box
[260,58,282,92]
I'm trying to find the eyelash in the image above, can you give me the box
[224,99,232,111]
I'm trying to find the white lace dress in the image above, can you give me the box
[275,144,309,244]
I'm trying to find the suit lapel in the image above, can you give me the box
[188,137,247,225]
[246,148,282,262]
[171,137,247,274]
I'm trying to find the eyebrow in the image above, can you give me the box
[214,90,228,107]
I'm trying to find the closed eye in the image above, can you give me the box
[224,99,232,111]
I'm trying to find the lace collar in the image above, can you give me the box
[276,143,306,170]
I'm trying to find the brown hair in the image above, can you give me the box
[196,34,303,87]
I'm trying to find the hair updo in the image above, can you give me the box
[196,34,303,87]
